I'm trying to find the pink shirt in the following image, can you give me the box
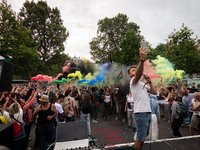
[22,95,36,125]
[66,96,76,117]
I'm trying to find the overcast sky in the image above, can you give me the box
[6,0,200,61]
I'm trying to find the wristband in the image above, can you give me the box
[147,81,152,84]
[140,59,145,62]
[143,81,152,89]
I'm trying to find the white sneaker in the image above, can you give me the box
[25,147,31,150]
[185,122,190,125]
[92,119,98,123]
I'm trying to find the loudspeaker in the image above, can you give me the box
[56,121,88,142]
[0,60,14,92]
[0,123,13,149]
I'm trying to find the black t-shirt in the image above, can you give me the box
[38,103,54,125]
[0,97,5,105]
[72,90,79,100]
[165,93,168,98]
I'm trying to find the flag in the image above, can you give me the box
[116,70,124,81]
[0,54,13,61]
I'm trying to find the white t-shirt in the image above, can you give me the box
[104,94,111,103]
[126,94,134,112]
[192,99,200,116]
[157,91,159,97]
[130,77,151,113]
[55,102,65,123]
[3,109,24,125]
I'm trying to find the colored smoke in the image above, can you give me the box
[31,74,52,83]
[152,55,185,80]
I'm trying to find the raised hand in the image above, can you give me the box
[139,47,149,61]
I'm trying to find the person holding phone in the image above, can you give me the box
[128,47,157,150]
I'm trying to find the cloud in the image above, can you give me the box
[6,0,200,61]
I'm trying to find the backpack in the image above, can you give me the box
[82,101,91,114]
[10,114,26,141]
[178,102,188,118]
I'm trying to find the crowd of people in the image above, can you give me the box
[0,51,200,150]
[0,74,200,150]
[0,81,127,150]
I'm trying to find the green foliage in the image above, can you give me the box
[113,30,140,65]
[0,0,40,79]
[0,0,71,80]
[165,23,199,73]
[90,13,141,64]
[147,43,167,61]
[18,0,69,62]
[46,53,70,76]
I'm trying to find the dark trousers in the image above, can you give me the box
[21,122,33,150]
[91,104,97,120]
[172,118,182,137]
[13,139,23,150]
[103,103,111,116]
[65,115,75,122]
[36,124,55,150]
[122,101,126,117]
[189,112,193,121]
[111,101,116,115]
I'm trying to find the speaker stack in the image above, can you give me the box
[55,121,105,150]
[0,60,14,92]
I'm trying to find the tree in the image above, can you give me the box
[165,23,200,73]
[46,53,71,76]
[89,13,141,64]
[18,0,69,62]
[0,0,40,79]
[113,30,140,65]
[147,43,167,61]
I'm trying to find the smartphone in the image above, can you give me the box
[140,40,150,52]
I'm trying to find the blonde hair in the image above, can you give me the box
[10,102,20,114]
[172,92,179,100]
[194,92,200,97]
[194,92,200,102]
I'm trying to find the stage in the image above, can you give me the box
[28,111,200,150]
[105,135,200,150]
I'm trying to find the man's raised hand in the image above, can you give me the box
[139,47,149,61]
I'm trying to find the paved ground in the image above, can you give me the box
[29,109,200,149]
